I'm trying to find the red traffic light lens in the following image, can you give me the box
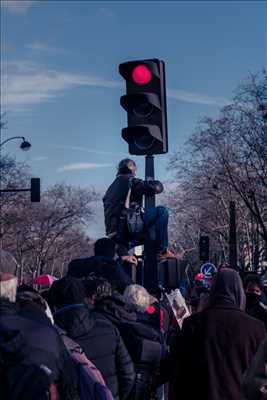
[132,65,152,85]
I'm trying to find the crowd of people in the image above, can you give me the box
[1,158,267,399]
[1,239,267,400]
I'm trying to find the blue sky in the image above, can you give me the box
[1,0,266,237]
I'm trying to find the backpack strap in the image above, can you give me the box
[125,177,133,209]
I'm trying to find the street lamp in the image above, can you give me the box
[0,136,31,150]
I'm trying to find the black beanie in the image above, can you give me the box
[67,258,89,278]
[94,238,115,259]
[50,276,86,310]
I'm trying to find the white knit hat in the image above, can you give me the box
[123,284,156,313]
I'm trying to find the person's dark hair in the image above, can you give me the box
[244,274,264,291]
[83,275,112,302]
[50,276,86,310]
[16,291,47,313]
[94,238,116,259]
[117,158,136,175]
[17,284,38,294]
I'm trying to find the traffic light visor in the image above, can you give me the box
[120,93,161,118]
[119,60,159,81]
[132,65,152,85]
[122,125,162,152]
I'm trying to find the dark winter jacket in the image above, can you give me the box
[95,294,137,325]
[170,269,266,400]
[246,293,267,329]
[95,295,157,366]
[0,299,77,400]
[96,295,167,399]
[54,303,135,400]
[244,337,267,399]
[0,327,52,400]
[68,255,132,293]
[103,174,163,255]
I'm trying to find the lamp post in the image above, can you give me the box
[0,136,31,150]
[0,135,33,251]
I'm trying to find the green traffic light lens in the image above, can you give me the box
[134,135,155,150]
[133,102,154,118]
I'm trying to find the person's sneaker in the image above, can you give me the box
[157,249,184,261]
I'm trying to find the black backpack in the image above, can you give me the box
[117,320,162,368]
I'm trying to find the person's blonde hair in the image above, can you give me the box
[123,284,154,313]
[0,276,18,302]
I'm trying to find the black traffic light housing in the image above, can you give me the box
[119,59,168,155]
[31,178,40,202]
[199,235,209,262]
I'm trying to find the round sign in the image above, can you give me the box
[200,263,217,278]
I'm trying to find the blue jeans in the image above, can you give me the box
[142,206,169,253]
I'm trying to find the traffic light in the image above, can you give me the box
[258,104,267,121]
[30,178,40,202]
[119,59,168,155]
[199,235,209,262]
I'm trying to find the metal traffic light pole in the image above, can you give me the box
[143,155,158,293]
[144,155,155,209]
[119,58,168,293]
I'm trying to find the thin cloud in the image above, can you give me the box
[1,61,121,109]
[53,144,122,156]
[1,0,35,15]
[1,60,227,111]
[32,156,48,162]
[57,163,112,173]
[25,42,68,55]
[168,88,227,106]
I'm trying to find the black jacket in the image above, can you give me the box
[0,327,52,400]
[170,269,266,400]
[0,299,77,399]
[95,295,164,367]
[246,294,267,329]
[68,255,132,293]
[170,305,266,400]
[95,294,137,326]
[54,303,135,400]
[96,295,166,399]
[103,174,163,254]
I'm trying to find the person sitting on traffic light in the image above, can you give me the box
[103,158,181,264]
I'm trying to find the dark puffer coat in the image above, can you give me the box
[0,299,78,400]
[0,327,52,400]
[170,269,266,400]
[95,295,166,400]
[54,303,135,400]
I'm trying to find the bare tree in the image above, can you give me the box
[167,70,267,271]
[1,156,98,279]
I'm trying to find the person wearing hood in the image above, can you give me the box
[50,276,135,400]
[244,274,267,329]
[169,268,266,400]
[68,237,132,294]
